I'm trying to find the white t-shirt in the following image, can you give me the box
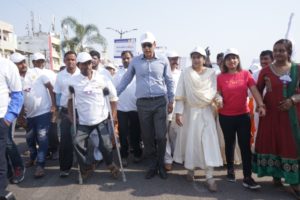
[42,68,57,86]
[98,66,112,81]
[168,69,181,120]
[54,67,80,108]
[0,58,22,118]
[68,70,118,126]
[113,67,137,111]
[22,68,52,118]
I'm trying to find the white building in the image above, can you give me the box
[0,21,17,58]
[17,32,62,71]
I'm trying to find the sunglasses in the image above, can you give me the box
[142,43,153,48]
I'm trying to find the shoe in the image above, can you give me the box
[206,178,218,192]
[59,170,70,178]
[226,169,236,182]
[10,167,25,184]
[273,177,283,187]
[242,177,261,190]
[186,170,194,182]
[158,167,168,179]
[164,163,172,171]
[133,156,143,163]
[0,191,16,200]
[121,158,128,167]
[108,164,120,179]
[51,151,59,160]
[34,166,45,178]
[145,169,157,179]
[25,160,35,168]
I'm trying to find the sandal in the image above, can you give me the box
[34,166,45,178]
[108,164,120,179]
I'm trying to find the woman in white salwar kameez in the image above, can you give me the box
[173,47,223,192]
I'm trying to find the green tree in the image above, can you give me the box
[61,16,107,52]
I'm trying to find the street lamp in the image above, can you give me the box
[106,27,138,39]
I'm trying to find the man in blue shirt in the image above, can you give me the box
[0,56,23,199]
[117,32,174,179]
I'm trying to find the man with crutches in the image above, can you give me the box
[67,52,120,181]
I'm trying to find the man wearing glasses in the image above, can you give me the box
[117,32,174,179]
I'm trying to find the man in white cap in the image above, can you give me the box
[67,52,119,179]
[6,53,28,184]
[105,63,117,77]
[117,32,174,179]
[19,53,56,178]
[0,55,23,200]
[113,50,142,167]
[32,52,59,160]
[53,51,80,177]
[164,51,181,171]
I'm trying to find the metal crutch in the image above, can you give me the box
[69,86,83,184]
[103,87,126,182]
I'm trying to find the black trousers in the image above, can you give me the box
[0,119,9,194]
[59,109,74,171]
[117,110,142,158]
[136,96,167,170]
[219,113,252,178]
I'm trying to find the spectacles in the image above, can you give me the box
[142,43,153,48]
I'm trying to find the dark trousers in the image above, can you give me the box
[48,120,59,154]
[73,120,113,169]
[26,112,51,167]
[0,119,9,193]
[219,113,252,178]
[6,123,24,178]
[136,96,167,170]
[59,109,74,171]
[117,110,142,158]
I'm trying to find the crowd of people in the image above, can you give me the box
[0,31,299,199]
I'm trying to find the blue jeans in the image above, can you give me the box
[0,118,9,194]
[26,112,51,167]
[6,122,24,178]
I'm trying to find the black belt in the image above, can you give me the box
[138,96,164,101]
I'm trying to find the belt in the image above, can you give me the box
[138,96,164,101]
[61,107,68,113]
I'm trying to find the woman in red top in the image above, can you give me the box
[253,39,300,198]
[217,48,265,190]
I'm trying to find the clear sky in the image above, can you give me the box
[1,0,299,67]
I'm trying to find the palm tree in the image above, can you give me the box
[61,16,107,52]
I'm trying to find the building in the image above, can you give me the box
[0,21,17,58]
[17,32,62,71]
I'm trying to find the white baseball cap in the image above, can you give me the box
[76,52,92,63]
[224,48,240,58]
[190,47,206,57]
[140,32,156,44]
[10,52,26,63]
[166,51,179,58]
[105,63,118,71]
[32,52,46,61]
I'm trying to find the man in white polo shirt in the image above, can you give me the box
[67,52,119,179]
[32,52,59,160]
[54,51,80,177]
[21,55,56,178]
[113,50,142,167]
[0,56,23,199]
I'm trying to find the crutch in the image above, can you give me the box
[69,86,83,184]
[103,87,126,182]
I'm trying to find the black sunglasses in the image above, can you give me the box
[142,43,153,48]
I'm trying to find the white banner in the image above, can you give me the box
[114,38,136,58]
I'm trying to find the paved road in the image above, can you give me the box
[8,130,295,200]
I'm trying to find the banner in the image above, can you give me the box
[114,38,136,58]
